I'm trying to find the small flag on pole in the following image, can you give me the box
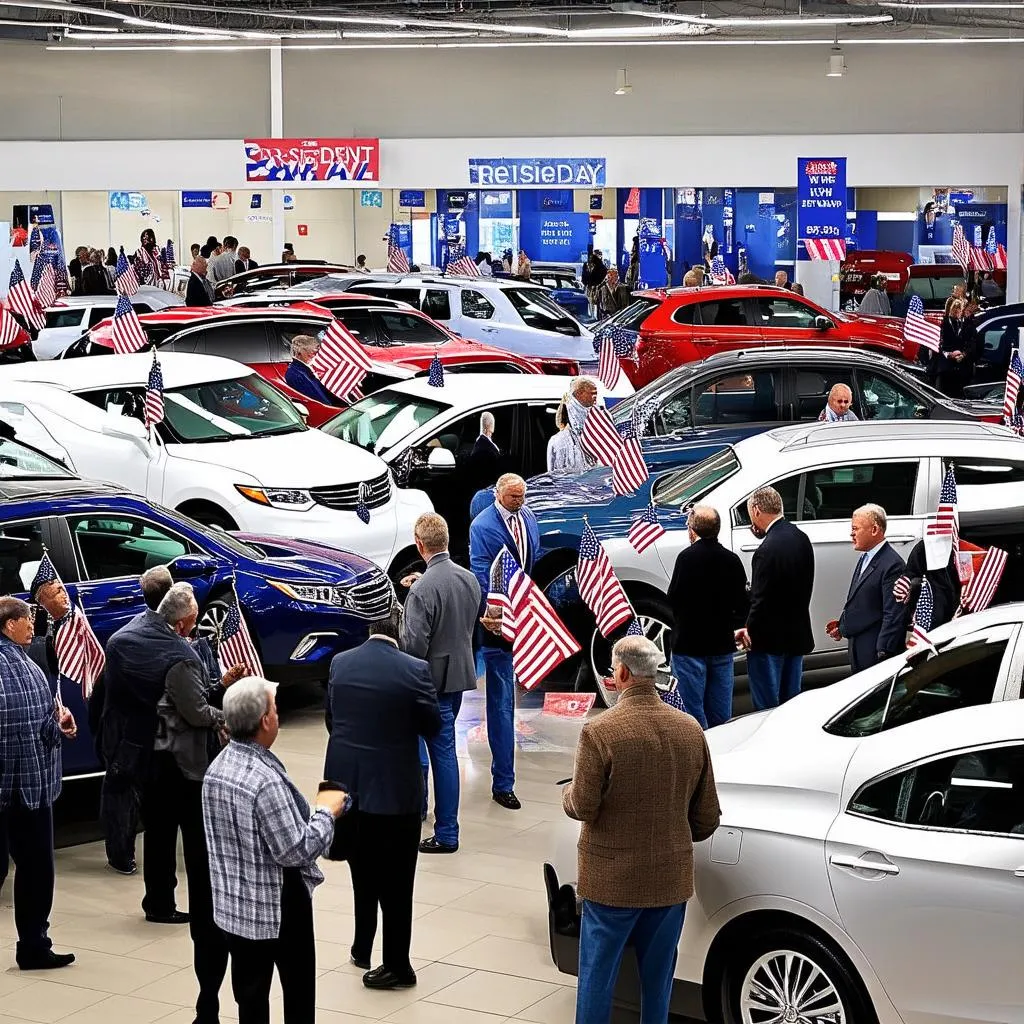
[161,240,176,269]
[427,354,444,388]
[488,547,518,643]
[0,306,26,350]
[217,586,263,678]
[386,224,410,273]
[111,294,149,354]
[145,354,165,428]
[709,254,735,284]
[115,247,139,296]
[1002,350,1022,424]
[446,243,480,278]
[580,406,623,467]
[576,521,633,637]
[5,260,46,331]
[958,545,1008,614]
[907,577,935,650]
[903,294,940,353]
[30,253,57,309]
[611,407,648,496]
[951,223,971,272]
[310,319,374,400]
[627,502,666,554]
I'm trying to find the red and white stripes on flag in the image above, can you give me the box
[576,522,633,637]
[580,406,623,467]
[33,260,57,310]
[1001,350,1022,424]
[958,545,1008,614]
[310,319,374,400]
[507,565,580,691]
[627,502,666,554]
[804,238,846,261]
[217,589,264,678]
[0,307,26,350]
[611,436,648,496]
[951,223,971,272]
[5,260,46,331]
[903,294,941,353]
[111,295,149,354]
[54,605,106,700]
[597,337,626,392]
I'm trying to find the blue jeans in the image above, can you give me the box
[746,652,803,711]
[576,900,685,1024]
[671,653,735,730]
[481,647,516,793]
[418,691,463,846]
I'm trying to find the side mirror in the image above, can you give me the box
[168,554,221,579]
[293,401,310,423]
[101,417,153,457]
[426,447,456,470]
[814,315,835,331]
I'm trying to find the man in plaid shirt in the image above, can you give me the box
[0,597,77,971]
[203,677,347,1023]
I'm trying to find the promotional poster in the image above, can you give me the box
[243,138,380,183]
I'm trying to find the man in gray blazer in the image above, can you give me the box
[401,513,481,853]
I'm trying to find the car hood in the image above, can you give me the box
[168,427,388,487]
[935,396,1002,420]
[233,532,379,585]
[840,312,906,341]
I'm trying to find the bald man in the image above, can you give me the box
[819,384,859,423]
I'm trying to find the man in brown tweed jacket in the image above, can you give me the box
[563,635,720,1024]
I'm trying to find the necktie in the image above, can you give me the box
[509,513,525,565]
[855,553,867,577]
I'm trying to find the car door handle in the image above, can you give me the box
[887,534,917,544]
[829,854,900,875]
[740,544,761,552]
[1014,867,1024,878]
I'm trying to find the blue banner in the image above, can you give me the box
[480,190,513,219]
[518,212,591,263]
[399,189,425,208]
[181,190,212,209]
[468,157,606,187]
[797,157,847,244]
[541,190,573,212]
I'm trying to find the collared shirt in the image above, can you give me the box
[495,498,528,565]
[367,634,399,649]
[202,739,334,940]
[858,539,887,575]
[0,635,62,811]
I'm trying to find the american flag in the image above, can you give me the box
[115,247,139,296]
[968,245,990,272]
[508,564,579,691]
[1010,412,1024,438]
[0,306,26,350]
[951,223,971,272]
[310,318,373,399]
[592,322,637,360]
[709,255,735,284]
[30,550,60,596]
[387,224,410,274]
[627,502,666,554]
[989,242,1008,271]
[626,618,644,636]
[595,324,637,390]
[804,238,846,261]
[958,545,1008,614]
[576,521,632,637]
[580,406,623,467]
[30,253,57,309]
[611,410,648,496]
[907,577,935,650]
[145,354,165,428]
[446,243,480,278]
[217,587,263,678]
[903,294,940,353]
[427,354,444,387]
[936,465,959,551]
[111,294,148,354]
[355,497,370,524]
[161,240,176,269]
[488,546,518,643]
[1002,350,1022,423]
[5,260,46,331]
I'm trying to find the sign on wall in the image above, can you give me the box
[182,191,212,208]
[110,191,148,211]
[399,190,426,208]
[518,212,590,263]
[360,190,383,208]
[244,138,380,183]
[797,157,847,260]
[468,157,606,187]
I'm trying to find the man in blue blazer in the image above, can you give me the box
[828,504,907,676]
[283,334,345,409]
[468,473,540,810]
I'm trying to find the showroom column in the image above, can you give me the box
[269,40,286,261]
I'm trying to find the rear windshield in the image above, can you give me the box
[651,448,740,510]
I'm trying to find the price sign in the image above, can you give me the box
[797,157,847,255]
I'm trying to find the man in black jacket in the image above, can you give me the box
[324,606,441,990]
[667,506,748,729]
[184,257,215,307]
[735,486,815,711]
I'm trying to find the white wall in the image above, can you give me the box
[284,190,356,264]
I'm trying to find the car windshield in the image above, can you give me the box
[321,389,451,454]
[161,503,266,560]
[503,287,580,332]
[610,364,693,427]
[907,275,965,303]
[162,373,306,443]
[0,436,75,479]
[651,448,740,509]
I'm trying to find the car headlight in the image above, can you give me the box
[268,580,340,605]
[235,485,315,512]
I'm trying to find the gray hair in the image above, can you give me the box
[611,635,661,681]
[414,512,449,555]
[290,334,319,360]
[853,503,887,532]
[156,581,198,626]
[480,411,495,434]
[140,565,173,611]
[223,677,278,740]
[748,485,783,518]
[571,376,597,397]
[495,472,525,495]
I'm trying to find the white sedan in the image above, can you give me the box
[0,353,432,576]
[546,603,1024,1024]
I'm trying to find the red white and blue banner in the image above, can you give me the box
[797,157,847,261]
[244,138,380,184]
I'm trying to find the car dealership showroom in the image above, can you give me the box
[0,2,1023,1023]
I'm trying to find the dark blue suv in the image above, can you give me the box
[1,464,392,777]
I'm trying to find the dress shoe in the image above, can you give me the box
[492,790,521,810]
[17,950,75,970]
[350,952,371,970]
[419,836,458,854]
[363,966,417,990]
[145,909,190,925]
[107,859,137,876]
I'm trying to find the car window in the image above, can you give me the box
[524,403,557,472]
[826,630,1013,739]
[322,389,450,455]
[856,369,928,420]
[670,303,696,326]
[423,408,490,462]
[652,448,740,510]
[733,472,802,527]
[160,328,204,355]
[200,322,272,363]
[329,308,375,346]
[804,461,918,520]
[69,515,192,580]
[273,320,332,358]
[0,436,74,480]
[695,299,747,328]
[374,312,448,347]
[44,309,86,330]
[795,368,859,420]
[849,741,1024,836]
[976,321,1019,363]
[693,370,781,426]
[503,287,580,336]
[0,518,49,594]
[461,290,495,320]
[907,275,965,304]
[656,387,692,433]
[755,297,819,330]
[440,361,524,375]
[381,288,423,308]
[422,290,452,321]
[89,307,117,328]
[607,298,660,331]
[952,459,1024,513]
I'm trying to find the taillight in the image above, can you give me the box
[980,414,1003,424]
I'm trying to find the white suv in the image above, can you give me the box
[0,353,432,578]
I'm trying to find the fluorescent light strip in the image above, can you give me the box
[880,1,1024,6]
[620,8,893,26]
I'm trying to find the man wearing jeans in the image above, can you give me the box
[734,486,815,710]
[563,636,720,1024]
[666,506,748,729]
[401,513,481,854]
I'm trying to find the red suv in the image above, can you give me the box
[609,284,913,388]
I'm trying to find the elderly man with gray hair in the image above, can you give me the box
[204,677,348,1022]
[827,502,907,675]
[563,635,721,1024]
[283,333,346,409]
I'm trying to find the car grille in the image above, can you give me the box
[310,472,391,512]
[342,571,395,620]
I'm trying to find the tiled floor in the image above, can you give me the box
[0,688,596,1024]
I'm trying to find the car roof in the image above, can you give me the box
[0,352,252,390]
[767,419,1014,452]
[0,478,127,503]
[372,373,584,404]
[974,302,1024,324]
[686,346,910,371]
[359,275,547,293]
[129,303,333,326]
[46,286,180,310]
[635,284,792,301]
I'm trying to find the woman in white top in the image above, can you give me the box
[547,395,591,474]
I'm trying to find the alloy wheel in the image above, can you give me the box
[589,612,671,708]
[198,600,229,643]
[740,949,847,1024]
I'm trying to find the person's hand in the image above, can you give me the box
[223,284,235,297]
[218,726,230,746]
[952,350,964,362]
[480,612,503,636]
[58,707,77,739]
[826,620,842,642]
[316,788,349,818]
[400,572,422,588]
[734,628,751,652]
[221,664,246,688]
[893,576,911,603]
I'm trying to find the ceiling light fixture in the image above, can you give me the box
[827,28,847,76]
[615,67,633,94]
[879,1,1024,6]
[615,7,893,26]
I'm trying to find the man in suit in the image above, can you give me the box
[468,411,501,492]
[185,257,215,307]
[284,335,344,409]
[234,246,258,274]
[401,514,481,854]
[563,635,720,1024]
[666,505,748,729]
[828,504,907,675]
[469,473,540,810]
[325,606,441,990]
[735,485,815,711]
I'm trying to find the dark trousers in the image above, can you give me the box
[0,796,56,962]
[140,749,184,916]
[225,868,316,1024]
[347,810,421,973]
[100,762,144,871]
[149,752,229,1022]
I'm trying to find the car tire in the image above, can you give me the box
[178,503,238,532]
[389,554,426,605]
[197,596,231,646]
[588,592,672,709]
[721,927,876,1024]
